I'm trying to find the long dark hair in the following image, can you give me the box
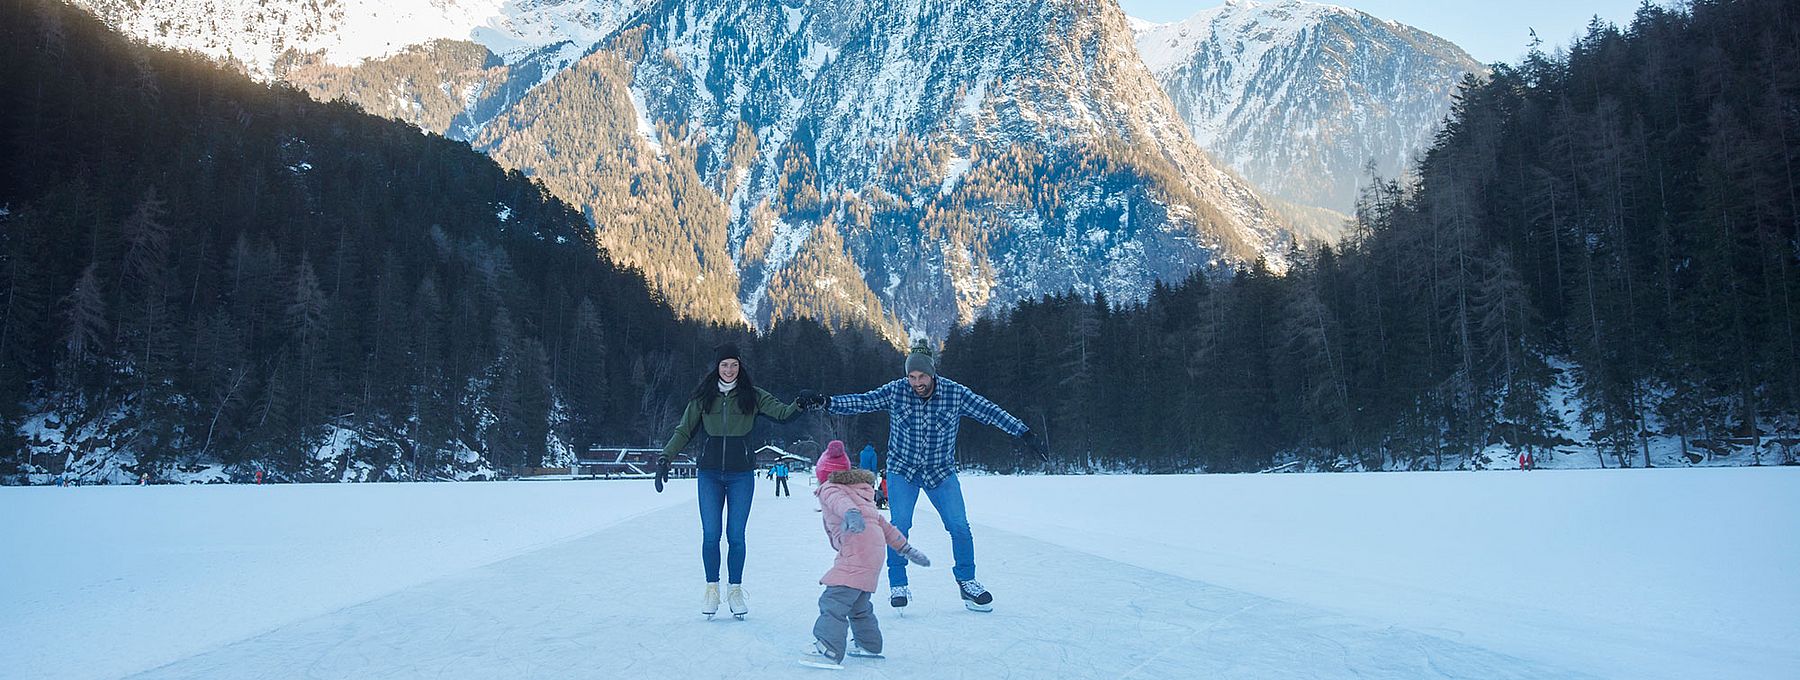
[691,360,758,414]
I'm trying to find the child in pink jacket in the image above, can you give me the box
[800,468,929,670]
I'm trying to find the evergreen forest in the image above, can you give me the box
[4,0,1798,481]
[943,0,1800,473]
[0,0,899,482]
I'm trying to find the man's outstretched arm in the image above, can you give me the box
[959,385,1048,461]
[957,385,1027,436]
[825,380,899,416]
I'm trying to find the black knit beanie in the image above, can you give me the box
[715,343,741,363]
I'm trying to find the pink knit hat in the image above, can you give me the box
[815,440,851,484]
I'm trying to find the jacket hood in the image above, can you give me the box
[828,469,877,486]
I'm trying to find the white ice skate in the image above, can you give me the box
[726,583,749,619]
[702,582,721,619]
[799,641,844,670]
[847,639,884,658]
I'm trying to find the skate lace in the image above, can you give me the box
[890,585,910,597]
[958,579,986,596]
[727,585,748,606]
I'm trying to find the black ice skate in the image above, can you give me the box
[957,579,993,612]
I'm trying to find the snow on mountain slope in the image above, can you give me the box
[608,0,1290,336]
[70,0,648,76]
[71,0,1297,339]
[1134,0,1484,234]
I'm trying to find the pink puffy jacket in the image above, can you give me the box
[816,469,908,593]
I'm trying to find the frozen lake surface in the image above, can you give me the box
[3,468,1796,679]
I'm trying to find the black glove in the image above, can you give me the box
[1013,429,1049,462]
[795,390,828,410]
[654,456,671,493]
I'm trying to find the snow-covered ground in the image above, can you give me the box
[2,469,1795,679]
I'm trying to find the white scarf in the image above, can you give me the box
[718,379,738,393]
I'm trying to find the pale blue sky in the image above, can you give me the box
[1118,1,1661,65]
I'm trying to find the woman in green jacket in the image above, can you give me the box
[657,343,808,619]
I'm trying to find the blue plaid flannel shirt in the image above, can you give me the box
[827,376,1027,488]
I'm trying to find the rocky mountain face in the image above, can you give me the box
[69,0,1296,340]
[1134,0,1484,240]
[584,0,1292,339]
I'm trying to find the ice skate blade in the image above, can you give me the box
[963,601,993,613]
[797,658,843,670]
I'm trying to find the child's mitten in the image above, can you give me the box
[898,543,930,567]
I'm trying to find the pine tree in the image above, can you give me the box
[57,261,108,390]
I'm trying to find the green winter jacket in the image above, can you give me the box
[661,387,803,471]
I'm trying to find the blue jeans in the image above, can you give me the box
[698,469,755,583]
[885,472,975,586]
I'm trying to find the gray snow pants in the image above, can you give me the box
[812,585,881,661]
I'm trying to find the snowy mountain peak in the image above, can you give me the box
[589,0,1291,337]
[71,0,649,76]
[1134,0,1483,232]
[73,0,1296,339]
[1126,15,1165,32]
[1135,0,1355,75]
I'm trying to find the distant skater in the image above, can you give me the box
[774,462,791,496]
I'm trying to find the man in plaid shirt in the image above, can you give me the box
[805,340,1047,612]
